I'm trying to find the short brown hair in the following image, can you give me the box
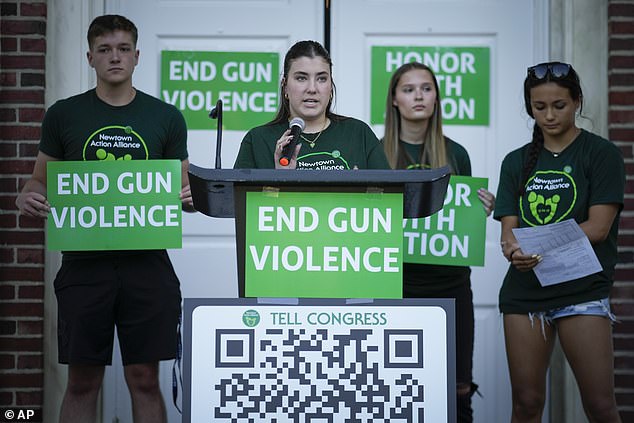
[87,15,138,49]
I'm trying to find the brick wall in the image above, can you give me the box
[609,0,634,421]
[0,0,47,415]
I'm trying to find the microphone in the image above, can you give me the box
[279,117,305,166]
[209,99,223,169]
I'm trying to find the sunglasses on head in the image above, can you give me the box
[527,62,572,80]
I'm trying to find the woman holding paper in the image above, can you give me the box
[234,40,389,170]
[382,62,495,423]
[494,62,624,422]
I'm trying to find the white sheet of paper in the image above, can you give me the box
[512,219,602,286]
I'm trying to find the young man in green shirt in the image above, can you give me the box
[16,15,193,423]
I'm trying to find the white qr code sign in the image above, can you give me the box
[182,298,456,422]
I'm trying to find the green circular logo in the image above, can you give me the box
[242,309,260,327]
[82,125,147,161]
[332,150,341,158]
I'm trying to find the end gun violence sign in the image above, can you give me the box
[244,191,404,299]
[46,160,182,251]
[403,175,488,267]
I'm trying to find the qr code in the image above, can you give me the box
[213,328,425,422]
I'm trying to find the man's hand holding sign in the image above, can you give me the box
[46,160,183,250]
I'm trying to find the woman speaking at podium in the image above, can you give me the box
[233,40,389,170]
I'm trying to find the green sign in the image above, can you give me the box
[47,160,182,251]
[161,50,279,130]
[244,191,403,298]
[371,46,490,126]
[404,175,488,266]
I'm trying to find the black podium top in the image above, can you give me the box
[188,165,450,219]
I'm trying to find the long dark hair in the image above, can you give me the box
[383,62,447,170]
[518,62,583,195]
[269,40,345,125]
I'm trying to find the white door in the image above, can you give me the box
[100,1,549,422]
[331,1,548,421]
[101,1,323,422]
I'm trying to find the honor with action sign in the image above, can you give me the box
[404,175,488,267]
[46,160,182,251]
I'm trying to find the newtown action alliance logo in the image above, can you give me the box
[83,125,149,161]
[520,169,577,226]
[242,309,260,327]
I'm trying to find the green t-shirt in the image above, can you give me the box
[39,88,188,258]
[494,129,625,313]
[233,117,390,170]
[40,89,188,162]
[398,137,473,294]
[399,136,471,175]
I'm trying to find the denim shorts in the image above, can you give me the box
[528,298,616,336]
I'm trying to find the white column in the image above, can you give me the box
[43,0,104,419]
[548,3,608,422]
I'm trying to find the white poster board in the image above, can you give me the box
[183,298,456,422]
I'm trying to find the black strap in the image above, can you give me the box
[172,312,183,414]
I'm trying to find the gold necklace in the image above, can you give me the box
[300,119,328,148]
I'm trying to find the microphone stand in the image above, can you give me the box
[209,99,223,169]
